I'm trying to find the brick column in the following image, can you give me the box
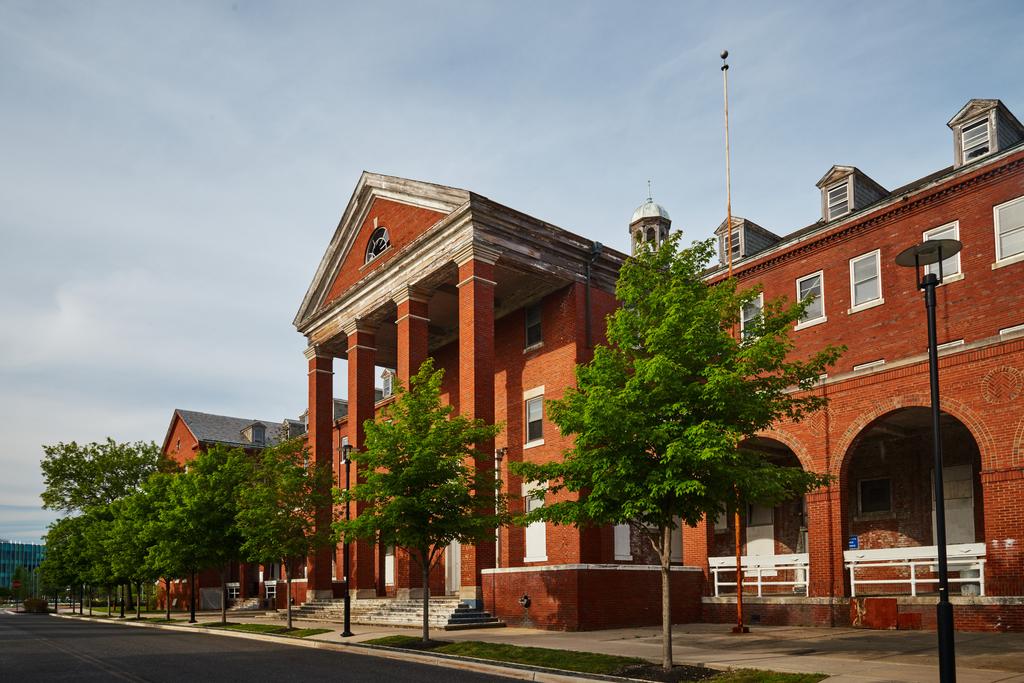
[807,486,846,601]
[344,320,379,599]
[394,285,431,598]
[455,244,500,606]
[980,468,1024,596]
[304,344,334,600]
[683,516,714,593]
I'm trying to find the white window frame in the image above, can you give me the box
[523,482,547,562]
[993,195,1024,267]
[794,270,826,329]
[740,293,763,339]
[523,386,545,448]
[960,117,991,163]
[826,181,850,220]
[848,249,884,313]
[613,524,632,561]
[720,228,742,263]
[384,546,395,586]
[923,221,962,283]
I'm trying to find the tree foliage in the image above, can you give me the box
[334,358,505,642]
[236,437,333,629]
[513,235,842,670]
[40,438,171,513]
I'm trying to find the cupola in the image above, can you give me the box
[948,99,1024,168]
[629,197,671,255]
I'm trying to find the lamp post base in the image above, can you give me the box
[731,625,750,634]
[937,600,956,682]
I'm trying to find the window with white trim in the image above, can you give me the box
[719,228,741,263]
[740,293,763,340]
[365,227,390,263]
[796,271,824,325]
[995,195,1024,262]
[826,182,850,220]
[613,524,632,560]
[849,250,882,309]
[524,485,546,561]
[525,396,543,443]
[961,118,991,162]
[923,222,961,279]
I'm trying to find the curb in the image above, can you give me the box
[48,613,610,682]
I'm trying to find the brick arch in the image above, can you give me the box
[833,393,996,479]
[752,428,815,472]
[1013,416,1024,469]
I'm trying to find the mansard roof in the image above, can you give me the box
[164,409,298,451]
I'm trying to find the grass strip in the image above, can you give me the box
[204,622,330,638]
[708,672,826,683]
[364,636,827,682]
[364,635,645,675]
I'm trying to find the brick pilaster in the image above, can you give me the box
[305,345,334,599]
[683,516,714,593]
[807,486,846,602]
[394,286,432,597]
[455,245,500,605]
[345,321,379,598]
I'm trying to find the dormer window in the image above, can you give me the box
[365,227,390,263]
[380,369,395,398]
[826,182,850,220]
[252,424,265,445]
[961,118,991,161]
[719,228,741,264]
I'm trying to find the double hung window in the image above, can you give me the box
[849,250,882,310]
[795,271,825,326]
[525,303,543,347]
[740,293,763,339]
[995,195,1024,263]
[827,182,850,220]
[923,222,961,280]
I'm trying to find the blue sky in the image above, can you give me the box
[1,0,1022,542]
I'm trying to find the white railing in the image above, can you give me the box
[844,542,986,597]
[709,553,809,597]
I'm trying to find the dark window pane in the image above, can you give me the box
[526,397,543,441]
[859,478,891,514]
[525,303,543,347]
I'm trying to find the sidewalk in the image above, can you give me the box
[228,611,1024,683]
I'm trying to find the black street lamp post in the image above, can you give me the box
[340,442,354,638]
[895,238,962,683]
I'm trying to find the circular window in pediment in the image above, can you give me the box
[365,227,391,263]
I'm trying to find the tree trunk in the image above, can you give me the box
[107,589,111,617]
[120,584,125,618]
[165,578,172,621]
[136,581,142,619]
[660,524,673,672]
[220,565,228,625]
[421,553,431,644]
[88,585,92,615]
[286,575,293,631]
[189,570,196,623]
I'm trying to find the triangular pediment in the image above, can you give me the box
[815,165,856,189]
[947,99,1000,128]
[293,172,470,331]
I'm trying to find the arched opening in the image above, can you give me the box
[646,227,655,243]
[709,437,809,596]
[842,407,984,596]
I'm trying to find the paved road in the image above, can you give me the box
[0,612,514,682]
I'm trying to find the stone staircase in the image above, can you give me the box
[287,597,505,630]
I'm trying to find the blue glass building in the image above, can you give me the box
[0,540,46,589]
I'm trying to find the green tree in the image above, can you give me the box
[236,438,333,630]
[142,472,189,621]
[40,516,92,613]
[334,359,505,643]
[107,490,162,619]
[513,236,841,671]
[150,445,247,624]
[40,438,171,513]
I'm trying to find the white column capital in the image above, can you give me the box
[392,284,431,306]
[453,241,501,267]
[341,319,377,337]
[303,344,332,360]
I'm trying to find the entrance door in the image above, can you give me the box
[445,540,461,595]
[932,465,975,545]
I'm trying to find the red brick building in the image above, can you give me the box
[292,98,1023,632]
